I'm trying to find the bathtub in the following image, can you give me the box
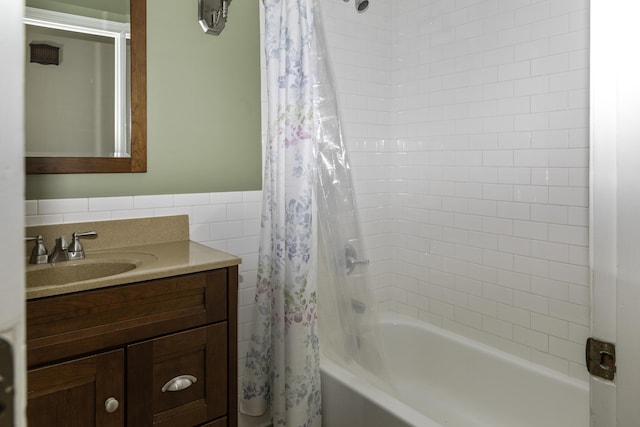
[321,312,589,427]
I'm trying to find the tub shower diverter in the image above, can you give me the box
[345,243,369,275]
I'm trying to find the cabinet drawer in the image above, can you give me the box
[127,324,227,426]
[27,269,228,367]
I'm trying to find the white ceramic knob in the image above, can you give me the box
[105,397,119,413]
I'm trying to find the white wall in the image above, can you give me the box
[321,0,590,380]
[1,0,26,424]
[590,0,640,424]
[25,25,116,157]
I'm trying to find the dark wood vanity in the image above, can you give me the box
[25,216,239,427]
[27,267,238,427]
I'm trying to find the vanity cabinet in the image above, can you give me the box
[27,349,125,426]
[26,266,238,427]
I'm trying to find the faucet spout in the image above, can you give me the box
[48,236,69,263]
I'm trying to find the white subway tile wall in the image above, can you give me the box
[321,0,589,380]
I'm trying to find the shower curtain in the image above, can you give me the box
[241,1,322,426]
[242,1,385,426]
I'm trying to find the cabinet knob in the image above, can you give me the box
[161,375,197,392]
[104,397,120,413]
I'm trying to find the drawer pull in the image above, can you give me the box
[105,397,120,413]
[161,375,197,392]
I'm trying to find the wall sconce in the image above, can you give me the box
[198,0,231,36]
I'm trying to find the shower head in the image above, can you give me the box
[355,0,369,12]
[344,0,369,13]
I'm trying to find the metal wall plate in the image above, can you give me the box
[586,337,616,381]
[0,338,14,427]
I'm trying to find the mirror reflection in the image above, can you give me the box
[24,9,131,158]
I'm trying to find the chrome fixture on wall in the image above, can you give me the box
[198,0,231,35]
[345,243,369,276]
[343,0,369,13]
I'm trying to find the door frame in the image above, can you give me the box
[590,1,640,425]
[0,0,26,425]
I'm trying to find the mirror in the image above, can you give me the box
[25,0,146,174]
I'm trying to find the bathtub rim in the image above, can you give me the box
[320,351,442,427]
[378,311,590,393]
[320,311,589,427]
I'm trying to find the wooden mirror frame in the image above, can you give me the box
[26,0,147,174]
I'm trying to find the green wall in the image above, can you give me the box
[27,0,129,22]
[25,0,262,200]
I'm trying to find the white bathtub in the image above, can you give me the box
[321,312,589,427]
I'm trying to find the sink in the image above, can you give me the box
[26,252,157,289]
[27,261,137,288]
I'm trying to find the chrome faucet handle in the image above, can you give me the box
[68,231,97,260]
[49,236,69,263]
[345,243,370,275]
[25,235,48,264]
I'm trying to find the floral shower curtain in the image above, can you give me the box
[241,0,322,426]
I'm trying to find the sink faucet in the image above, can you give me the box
[46,230,98,263]
[48,236,69,263]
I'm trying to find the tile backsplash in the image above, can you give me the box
[321,0,590,380]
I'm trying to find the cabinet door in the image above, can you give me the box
[27,349,125,427]
[127,323,228,426]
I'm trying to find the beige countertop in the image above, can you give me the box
[25,215,241,300]
[26,240,241,300]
